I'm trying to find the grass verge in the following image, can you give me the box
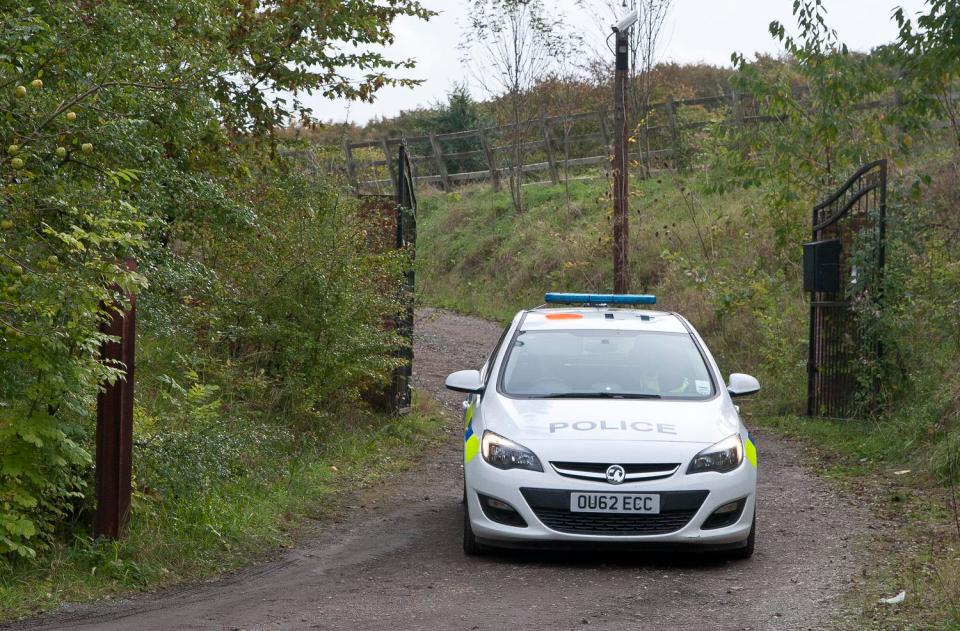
[750,414,960,630]
[0,391,448,623]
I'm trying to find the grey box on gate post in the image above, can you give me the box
[803,239,842,293]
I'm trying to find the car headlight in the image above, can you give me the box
[687,434,744,474]
[481,431,543,472]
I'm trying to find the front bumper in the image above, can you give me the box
[466,455,756,548]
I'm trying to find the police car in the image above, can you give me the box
[446,293,760,558]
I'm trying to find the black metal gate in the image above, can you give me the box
[805,160,886,418]
[356,144,417,414]
[393,143,417,411]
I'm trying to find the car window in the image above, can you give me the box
[482,324,513,385]
[499,329,715,399]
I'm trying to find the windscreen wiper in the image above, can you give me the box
[543,392,662,399]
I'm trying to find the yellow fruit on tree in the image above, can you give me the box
[81,143,93,153]
[65,111,77,122]
[7,145,19,155]
[14,85,26,98]
[56,147,67,158]
[10,157,23,169]
[0,220,13,231]
[30,79,42,89]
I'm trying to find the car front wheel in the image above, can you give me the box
[462,487,486,556]
[728,510,756,560]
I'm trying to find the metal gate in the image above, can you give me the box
[394,143,417,411]
[805,160,886,418]
[357,144,417,413]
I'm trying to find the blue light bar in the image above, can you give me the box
[544,292,657,305]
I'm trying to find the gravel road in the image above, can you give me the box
[14,308,868,631]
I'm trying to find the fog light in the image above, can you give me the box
[486,497,512,511]
[702,498,747,530]
[477,493,528,528]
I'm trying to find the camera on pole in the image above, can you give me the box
[613,9,638,35]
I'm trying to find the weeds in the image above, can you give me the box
[0,393,446,621]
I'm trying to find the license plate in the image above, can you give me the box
[569,492,660,514]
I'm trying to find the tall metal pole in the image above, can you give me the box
[612,29,630,294]
[95,258,136,539]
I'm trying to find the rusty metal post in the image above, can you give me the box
[95,258,136,539]
[612,29,630,294]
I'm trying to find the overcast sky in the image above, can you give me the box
[305,0,929,125]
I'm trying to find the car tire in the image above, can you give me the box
[728,510,756,560]
[463,487,486,556]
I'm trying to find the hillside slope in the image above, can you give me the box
[417,174,804,414]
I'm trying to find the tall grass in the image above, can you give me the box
[0,393,447,621]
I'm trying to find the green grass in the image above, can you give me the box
[418,176,683,322]
[0,392,448,622]
[749,413,960,629]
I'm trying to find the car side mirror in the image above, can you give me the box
[727,373,760,398]
[445,369,485,394]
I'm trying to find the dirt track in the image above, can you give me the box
[13,308,868,631]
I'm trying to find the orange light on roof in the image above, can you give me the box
[545,313,583,320]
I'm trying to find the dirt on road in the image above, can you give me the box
[13,308,869,631]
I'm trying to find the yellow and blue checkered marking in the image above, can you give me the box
[464,402,479,463]
[745,432,757,468]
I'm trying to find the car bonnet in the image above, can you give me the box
[480,391,740,448]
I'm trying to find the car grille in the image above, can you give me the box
[550,461,680,482]
[520,488,708,536]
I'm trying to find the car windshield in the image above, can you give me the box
[499,329,715,399]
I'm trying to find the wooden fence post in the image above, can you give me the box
[730,88,747,158]
[428,133,451,191]
[478,127,500,192]
[342,141,359,190]
[381,137,398,196]
[597,109,610,152]
[666,97,681,169]
[95,258,136,540]
[560,115,572,182]
[539,112,560,185]
[730,88,745,126]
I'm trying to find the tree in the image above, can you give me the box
[887,0,960,149]
[709,0,891,250]
[434,85,484,136]
[461,0,567,212]
[0,0,431,560]
[430,85,486,174]
[213,0,434,133]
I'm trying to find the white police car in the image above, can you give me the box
[446,293,760,558]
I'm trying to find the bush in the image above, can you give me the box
[0,0,427,562]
